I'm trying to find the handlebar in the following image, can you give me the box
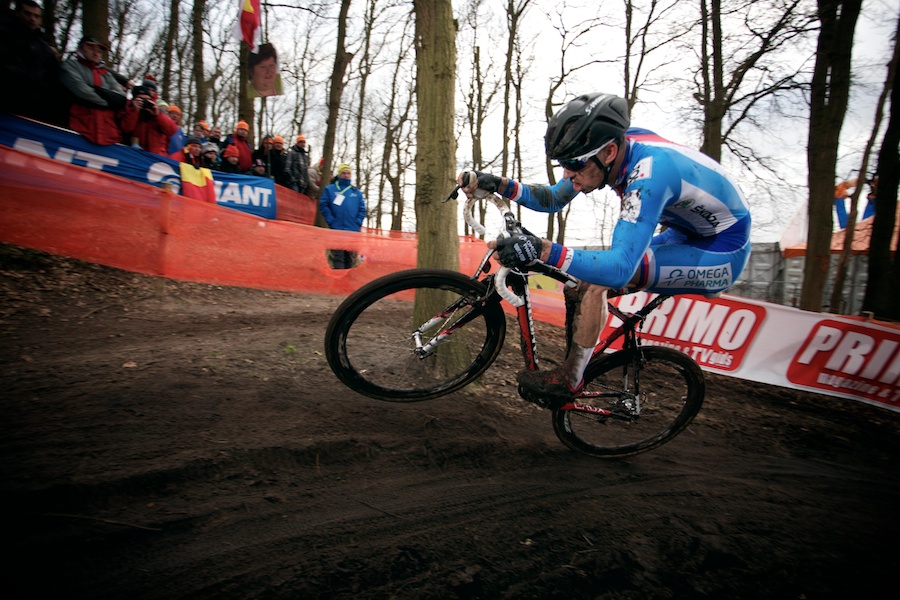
[447,175,578,308]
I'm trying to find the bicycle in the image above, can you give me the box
[324,184,705,458]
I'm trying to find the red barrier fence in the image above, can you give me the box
[0,145,563,320]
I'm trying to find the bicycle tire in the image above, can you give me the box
[552,346,705,457]
[324,269,507,402]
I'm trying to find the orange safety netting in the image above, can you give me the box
[0,145,567,325]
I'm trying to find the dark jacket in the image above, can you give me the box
[284,145,310,193]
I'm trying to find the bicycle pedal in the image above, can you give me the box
[517,385,563,410]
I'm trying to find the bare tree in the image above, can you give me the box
[412,0,457,270]
[541,3,607,243]
[694,0,816,163]
[830,17,897,314]
[800,0,862,312]
[501,0,532,174]
[322,0,354,188]
[862,12,900,320]
[191,0,207,122]
[81,0,108,42]
[622,0,683,109]
[161,0,180,100]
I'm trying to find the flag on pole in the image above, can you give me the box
[179,163,217,204]
[232,0,262,53]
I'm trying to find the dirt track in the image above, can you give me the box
[2,245,899,599]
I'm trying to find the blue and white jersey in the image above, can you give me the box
[500,128,751,290]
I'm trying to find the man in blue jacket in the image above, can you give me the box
[319,163,366,269]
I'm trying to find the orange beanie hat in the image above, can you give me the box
[222,144,240,158]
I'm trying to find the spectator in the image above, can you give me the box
[0,0,67,126]
[270,135,290,187]
[119,85,177,156]
[246,157,270,178]
[209,125,227,151]
[192,120,210,143]
[285,134,310,194]
[200,142,219,169]
[216,144,242,173]
[306,157,324,200]
[224,120,253,171]
[166,104,186,154]
[252,134,274,166]
[59,35,128,145]
[320,163,366,269]
[169,134,203,167]
[140,74,159,100]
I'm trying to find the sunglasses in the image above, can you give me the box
[557,139,614,172]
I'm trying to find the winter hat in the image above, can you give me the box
[253,158,265,168]
[222,144,240,158]
[78,35,108,50]
[202,143,219,155]
[166,104,182,116]
[185,135,203,147]
[156,100,169,109]
[141,74,158,92]
[197,120,210,132]
[235,120,249,132]
[131,85,150,98]
[296,134,306,143]
[273,135,285,144]
[336,163,351,175]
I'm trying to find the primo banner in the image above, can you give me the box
[0,113,276,219]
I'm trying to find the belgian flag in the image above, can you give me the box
[179,163,217,204]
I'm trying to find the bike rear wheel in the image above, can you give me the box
[324,269,506,401]
[552,346,704,457]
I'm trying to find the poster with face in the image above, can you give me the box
[247,42,283,99]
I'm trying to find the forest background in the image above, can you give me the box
[17,0,900,317]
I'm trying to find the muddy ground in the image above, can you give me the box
[1,244,898,599]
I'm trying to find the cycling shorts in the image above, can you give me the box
[631,228,751,296]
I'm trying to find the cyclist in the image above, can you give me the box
[458,92,751,405]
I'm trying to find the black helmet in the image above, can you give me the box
[545,93,630,160]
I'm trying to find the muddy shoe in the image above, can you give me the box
[516,368,584,409]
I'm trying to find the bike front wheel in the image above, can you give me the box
[324,269,507,402]
[552,346,705,457]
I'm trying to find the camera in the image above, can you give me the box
[140,98,154,110]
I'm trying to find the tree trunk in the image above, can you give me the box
[698,0,724,161]
[237,42,255,145]
[831,16,897,314]
[322,0,353,186]
[413,0,457,270]
[862,13,900,320]
[191,0,206,122]
[412,0,460,376]
[81,0,109,44]
[801,0,862,312]
[161,0,179,101]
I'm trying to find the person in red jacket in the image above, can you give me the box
[119,85,178,156]
[59,35,128,145]
[169,134,203,167]
[224,120,254,171]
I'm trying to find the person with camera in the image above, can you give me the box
[59,35,128,145]
[120,84,177,157]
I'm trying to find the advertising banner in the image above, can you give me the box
[0,113,276,219]
[524,279,900,414]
